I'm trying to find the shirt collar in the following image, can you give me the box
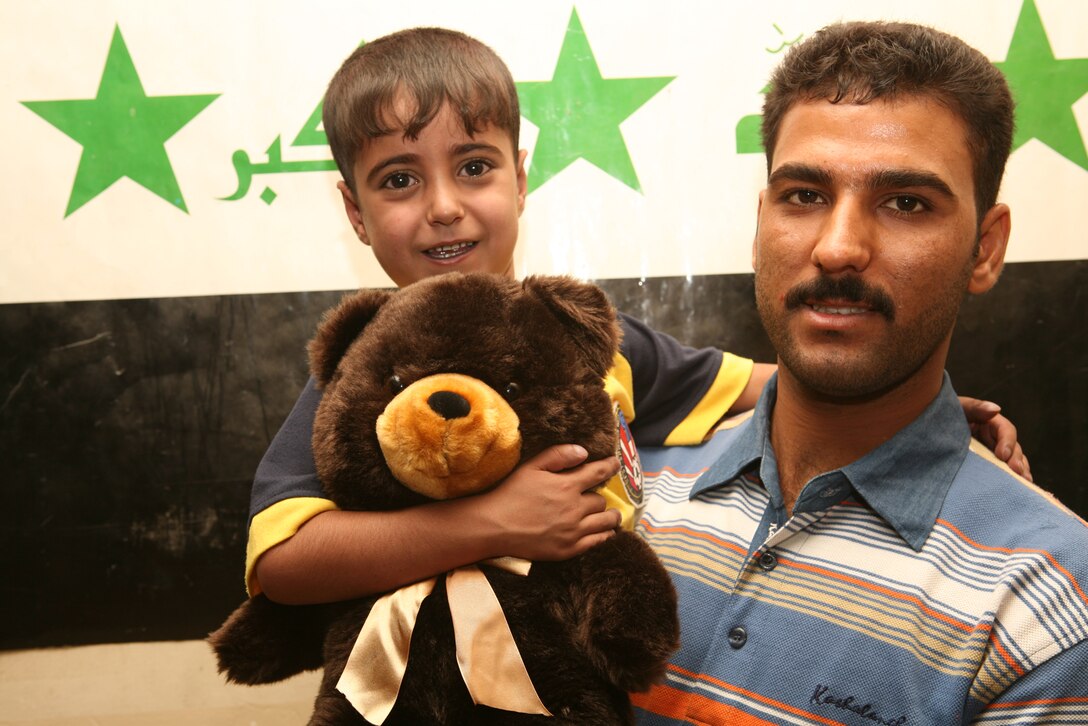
[691,372,971,551]
[691,381,772,496]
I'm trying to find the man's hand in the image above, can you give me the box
[959,396,1031,481]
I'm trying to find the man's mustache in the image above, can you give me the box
[784,275,896,321]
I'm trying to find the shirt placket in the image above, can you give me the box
[709,499,843,663]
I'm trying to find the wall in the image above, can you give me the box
[1,0,1085,721]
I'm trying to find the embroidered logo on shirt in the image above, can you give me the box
[614,404,643,504]
[811,684,908,725]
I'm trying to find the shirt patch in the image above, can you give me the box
[615,403,644,505]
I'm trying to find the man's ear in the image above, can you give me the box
[968,203,1011,295]
[338,181,370,246]
[515,148,528,215]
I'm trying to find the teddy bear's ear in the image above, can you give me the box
[308,289,394,385]
[521,275,621,376]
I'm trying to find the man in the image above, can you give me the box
[632,21,1088,725]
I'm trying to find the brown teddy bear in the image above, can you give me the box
[209,272,679,725]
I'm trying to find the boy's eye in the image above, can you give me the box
[382,173,416,190]
[881,195,928,214]
[460,159,492,178]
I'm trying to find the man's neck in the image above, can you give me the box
[769,359,946,514]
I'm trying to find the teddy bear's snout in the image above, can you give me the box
[427,390,471,420]
[375,373,523,499]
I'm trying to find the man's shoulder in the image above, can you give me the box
[943,439,1088,576]
[955,439,1088,532]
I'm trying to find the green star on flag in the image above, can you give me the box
[22,25,219,216]
[516,8,674,193]
[995,0,1088,171]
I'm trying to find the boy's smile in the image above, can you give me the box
[341,99,527,288]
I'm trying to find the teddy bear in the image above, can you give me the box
[209,272,680,725]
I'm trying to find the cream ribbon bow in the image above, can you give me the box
[335,557,552,724]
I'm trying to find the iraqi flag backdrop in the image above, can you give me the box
[1,0,1085,658]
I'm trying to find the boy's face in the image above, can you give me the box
[340,99,527,288]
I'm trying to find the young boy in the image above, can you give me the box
[247,27,1025,605]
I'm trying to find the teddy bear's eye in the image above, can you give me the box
[502,382,521,401]
[387,375,406,394]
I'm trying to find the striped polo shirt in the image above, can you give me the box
[634,374,1088,725]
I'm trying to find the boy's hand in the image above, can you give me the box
[959,396,1032,481]
[480,444,622,561]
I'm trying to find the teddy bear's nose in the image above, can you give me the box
[427,390,471,420]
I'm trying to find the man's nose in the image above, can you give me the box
[811,198,874,273]
[426,177,464,225]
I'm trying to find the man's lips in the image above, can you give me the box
[424,241,477,260]
[807,300,873,315]
[785,276,895,321]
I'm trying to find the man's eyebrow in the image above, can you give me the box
[767,163,833,188]
[767,163,957,200]
[869,169,956,199]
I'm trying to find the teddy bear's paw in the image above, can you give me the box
[585,632,677,693]
[567,534,681,692]
[207,595,327,684]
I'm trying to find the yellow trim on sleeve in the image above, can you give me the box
[603,355,639,531]
[600,473,639,531]
[663,353,755,446]
[603,352,635,423]
[245,497,340,596]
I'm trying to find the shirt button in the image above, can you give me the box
[728,627,747,649]
[758,551,778,571]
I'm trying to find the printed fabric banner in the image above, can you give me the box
[2,0,1086,304]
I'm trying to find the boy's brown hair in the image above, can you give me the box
[323,27,521,193]
[761,21,1014,221]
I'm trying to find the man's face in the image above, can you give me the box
[341,98,527,288]
[754,96,1006,399]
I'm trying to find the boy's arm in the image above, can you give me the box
[613,313,755,446]
[257,446,619,604]
[959,396,1031,480]
[249,380,619,604]
[726,361,776,416]
[246,377,331,595]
